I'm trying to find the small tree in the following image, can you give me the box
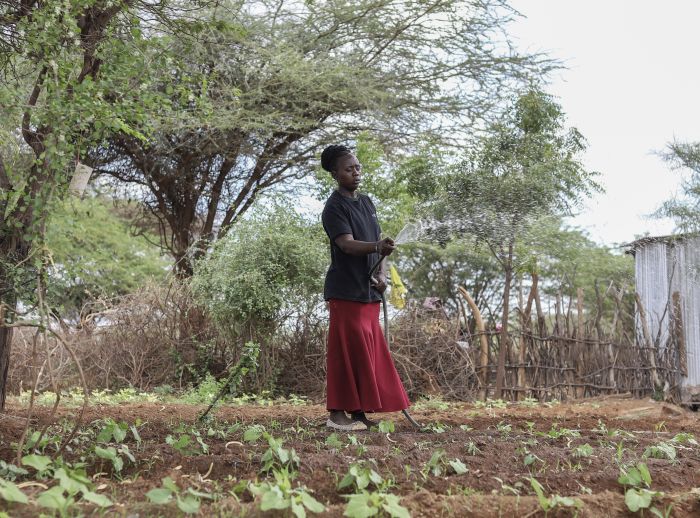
[655,140,700,233]
[46,197,169,319]
[190,201,327,387]
[434,89,601,397]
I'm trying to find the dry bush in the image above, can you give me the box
[391,307,482,400]
[8,281,228,394]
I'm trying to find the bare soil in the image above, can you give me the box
[1,395,699,517]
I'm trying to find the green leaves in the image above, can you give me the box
[191,201,327,330]
[377,421,395,433]
[625,488,654,513]
[146,487,173,504]
[343,492,410,518]
[249,469,325,517]
[643,442,677,462]
[529,477,581,514]
[146,477,211,514]
[165,428,209,456]
[325,433,343,449]
[244,424,267,443]
[422,449,467,478]
[21,454,52,473]
[338,464,384,492]
[0,478,28,504]
[617,462,665,513]
[95,446,124,473]
[572,443,594,458]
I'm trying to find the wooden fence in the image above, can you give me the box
[391,284,686,403]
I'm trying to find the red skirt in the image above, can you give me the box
[326,299,410,412]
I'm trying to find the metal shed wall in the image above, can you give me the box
[634,236,700,401]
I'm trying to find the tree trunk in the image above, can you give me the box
[0,257,19,410]
[495,244,513,399]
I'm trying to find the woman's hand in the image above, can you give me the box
[376,237,396,256]
[371,272,388,293]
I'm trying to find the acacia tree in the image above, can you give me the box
[92,0,550,275]
[434,89,601,397]
[656,140,700,232]
[0,0,201,408]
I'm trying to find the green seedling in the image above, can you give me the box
[261,435,300,474]
[325,433,343,450]
[338,462,384,492]
[572,443,594,458]
[249,468,325,517]
[671,432,698,446]
[377,420,395,433]
[643,442,677,462]
[529,477,582,516]
[0,477,28,505]
[422,449,468,478]
[465,441,481,456]
[538,423,580,440]
[146,476,214,514]
[474,398,508,409]
[617,462,667,515]
[495,421,512,436]
[421,422,450,434]
[343,491,409,518]
[166,426,209,456]
[0,461,28,481]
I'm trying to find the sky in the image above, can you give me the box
[508,0,700,246]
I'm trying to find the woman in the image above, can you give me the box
[320,144,410,431]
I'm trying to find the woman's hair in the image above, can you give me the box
[321,145,352,173]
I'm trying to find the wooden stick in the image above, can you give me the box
[634,292,661,390]
[458,286,489,399]
[671,291,687,377]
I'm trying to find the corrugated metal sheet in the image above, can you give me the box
[633,235,700,401]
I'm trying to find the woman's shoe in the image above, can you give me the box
[351,412,378,428]
[326,418,367,431]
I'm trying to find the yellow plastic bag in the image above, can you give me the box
[388,264,407,309]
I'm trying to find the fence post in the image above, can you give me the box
[458,286,489,400]
[634,292,661,392]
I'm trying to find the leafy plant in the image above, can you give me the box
[378,421,395,433]
[529,477,582,516]
[166,427,209,456]
[617,462,666,514]
[23,461,113,515]
[0,461,28,481]
[496,421,512,436]
[422,449,468,478]
[572,443,594,458]
[338,463,384,492]
[643,442,677,462]
[474,399,508,409]
[465,441,481,456]
[261,435,301,474]
[420,422,450,434]
[343,491,409,518]
[0,477,28,505]
[670,432,697,446]
[538,423,581,440]
[249,468,325,517]
[146,476,214,514]
[325,433,344,450]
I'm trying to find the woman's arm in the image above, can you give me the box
[334,234,396,256]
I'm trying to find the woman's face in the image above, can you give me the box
[334,153,362,192]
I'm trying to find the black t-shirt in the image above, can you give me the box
[322,190,382,302]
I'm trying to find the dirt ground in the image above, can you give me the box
[1,395,699,517]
